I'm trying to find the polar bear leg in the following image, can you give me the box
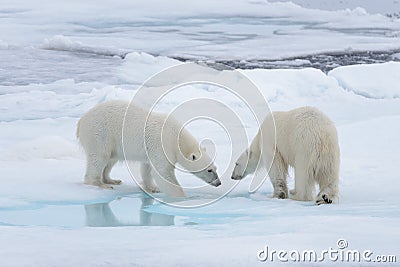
[268,157,288,199]
[291,168,315,201]
[151,163,185,198]
[140,163,160,193]
[84,155,113,189]
[102,159,122,185]
[291,158,315,201]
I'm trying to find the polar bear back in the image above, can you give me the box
[77,100,182,163]
[261,106,339,168]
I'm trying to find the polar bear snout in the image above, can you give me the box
[204,169,221,187]
[231,165,245,180]
[231,169,244,180]
[231,174,242,180]
[210,176,222,187]
[231,149,251,180]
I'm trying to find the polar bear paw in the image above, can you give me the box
[104,178,122,185]
[99,183,114,189]
[273,190,288,199]
[140,183,160,193]
[316,193,333,205]
[147,186,161,193]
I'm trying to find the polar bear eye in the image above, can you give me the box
[207,169,212,173]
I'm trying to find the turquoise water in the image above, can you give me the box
[0,193,246,228]
[0,194,177,228]
[2,191,395,229]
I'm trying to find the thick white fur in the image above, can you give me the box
[77,100,219,197]
[232,106,340,204]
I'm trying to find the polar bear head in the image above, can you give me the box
[175,128,221,187]
[161,118,221,188]
[182,146,221,187]
[171,127,221,187]
[231,148,257,180]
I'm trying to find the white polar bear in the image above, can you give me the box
[231,106,340,205]
[77,100,221,197]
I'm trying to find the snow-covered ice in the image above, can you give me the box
[1,0,400,61]
[329,62,400,99]
[269,0,400,16]
[1,0,400,266]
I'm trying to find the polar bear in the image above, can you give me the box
[77,100,221,197]
[231,106,340,205]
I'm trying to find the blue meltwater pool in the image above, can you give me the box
[0,193,250,228]
[0,194,182,228]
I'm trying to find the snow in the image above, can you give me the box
[119,52,182,85]
[1,0,400,266]
[1,0,400,60]
[329,62,400,99]
[268,0,400,16]
[41,35,129,58]
[1,54,400,265]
